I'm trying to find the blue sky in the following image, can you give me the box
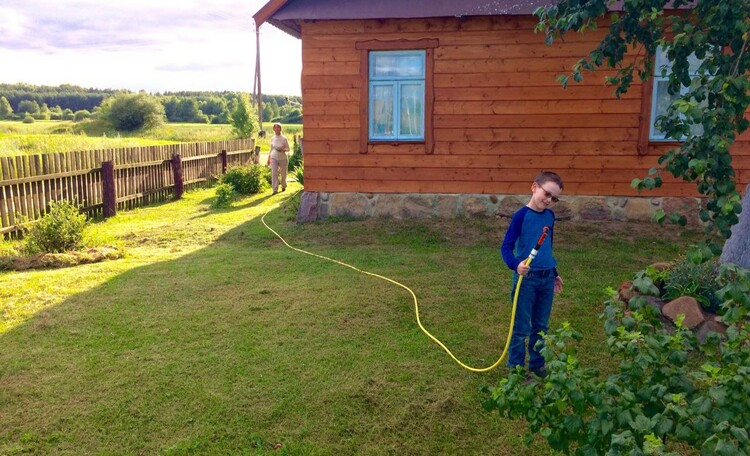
[0,0,302,95]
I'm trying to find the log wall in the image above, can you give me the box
[299,16,750,197]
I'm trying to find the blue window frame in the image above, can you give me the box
[369,50,425,141]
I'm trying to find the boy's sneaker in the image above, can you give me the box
[530,367,548,378]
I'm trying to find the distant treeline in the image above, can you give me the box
[0,83,302,124]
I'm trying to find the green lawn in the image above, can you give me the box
[0,186,702,455]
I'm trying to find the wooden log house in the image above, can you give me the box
[254,0,750,222]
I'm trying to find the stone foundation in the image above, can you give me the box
[296,191,704,224]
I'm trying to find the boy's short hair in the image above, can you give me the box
[535,171,564,189]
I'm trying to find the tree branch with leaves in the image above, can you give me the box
[536,0,750,257]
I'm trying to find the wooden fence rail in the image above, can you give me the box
[0,139,257,236]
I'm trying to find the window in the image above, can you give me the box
[649,46,704,141]
[368,51,425,141]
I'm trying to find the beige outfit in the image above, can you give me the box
[269,134,290,193]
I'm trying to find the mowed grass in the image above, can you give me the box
[0,186,702,455]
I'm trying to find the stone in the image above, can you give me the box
[296,192,319,223]
[497,196,525,218]
[696,319,728,344]
[461,196,490,217]
[552,201,574,221]
[618,280,633,303]
[435,195,459,219]
[329,193,370,219]
[579,198,609,221]
[662,296,707,329]
[623,197,656,222]
[649,262,672,271]
[662,197,702,227]
[401,195,435,219]
[720,182,750,269]
[372,194,403,218]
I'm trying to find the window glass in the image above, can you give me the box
[371,84,395,137]
[399,83,424,137]
[369,51,425,141]
[650,47,704,141]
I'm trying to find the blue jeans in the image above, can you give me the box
[507,273,554,370]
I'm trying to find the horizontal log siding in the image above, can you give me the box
[300,16,750,197]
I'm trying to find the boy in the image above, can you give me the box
[500,171,564,378]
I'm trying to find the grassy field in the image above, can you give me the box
[0,185,703,455]
[0,120,302,157]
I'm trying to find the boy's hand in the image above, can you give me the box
[554,276,564,293]
[516,262,530,276]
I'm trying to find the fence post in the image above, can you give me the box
[172,154,183,200]
[221,150,228,174]
[101,160,117,218]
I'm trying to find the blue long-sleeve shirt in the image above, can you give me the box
[501,206,557,274]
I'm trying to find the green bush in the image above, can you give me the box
[220,165,268,195]
[99,93,165,132]
[25,200,88,254]
[22,114,35,124]
[212,183,235,208]
[483,263,750,455]
[291,164,304,185]
[663,256,721,313]
[289,138,303,170]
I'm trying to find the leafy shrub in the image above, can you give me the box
[25,200,88,254]
[99,93,165,132]
[212,183,235,208]
[289,138,303,170]
[74,109,91,122]
[483,264,750,455]
[220,165,268,195]
[22,114,34,124]
[663,256,721,313]
[291,164,304,185]
[229,94,258,138]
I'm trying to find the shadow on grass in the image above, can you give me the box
[0,189,534,455]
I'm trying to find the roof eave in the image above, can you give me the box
[253,0,291,28]
[268,18,302,38]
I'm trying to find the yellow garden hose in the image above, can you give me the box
[261,198,549,373]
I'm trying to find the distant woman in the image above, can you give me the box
[266,122,290,194]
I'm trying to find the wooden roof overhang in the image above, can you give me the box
[253,0,559,38]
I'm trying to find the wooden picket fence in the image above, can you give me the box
[0,139,257,236]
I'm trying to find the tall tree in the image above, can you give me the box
[536,0,750,258]
[229,94,258,139]
[17,99,40,116]
[0,96,13,119]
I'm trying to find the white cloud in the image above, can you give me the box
[0,0,302,95]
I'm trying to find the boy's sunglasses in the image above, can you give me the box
[540,186,560,203]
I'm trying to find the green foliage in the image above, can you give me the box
[220,165,268,195]
[229,94,258,139]
[73,110,91,122]
[212,183,235,208]
[536,0,750,252]
[22,114,34,124]
[664,256,722,313]
[483,264,750,454]
[0,96,14,119]
[291,164,304,185]
[25,200,88,254]
[289,138,303,170]
[17,99,40,115]
[99,93,165,132]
